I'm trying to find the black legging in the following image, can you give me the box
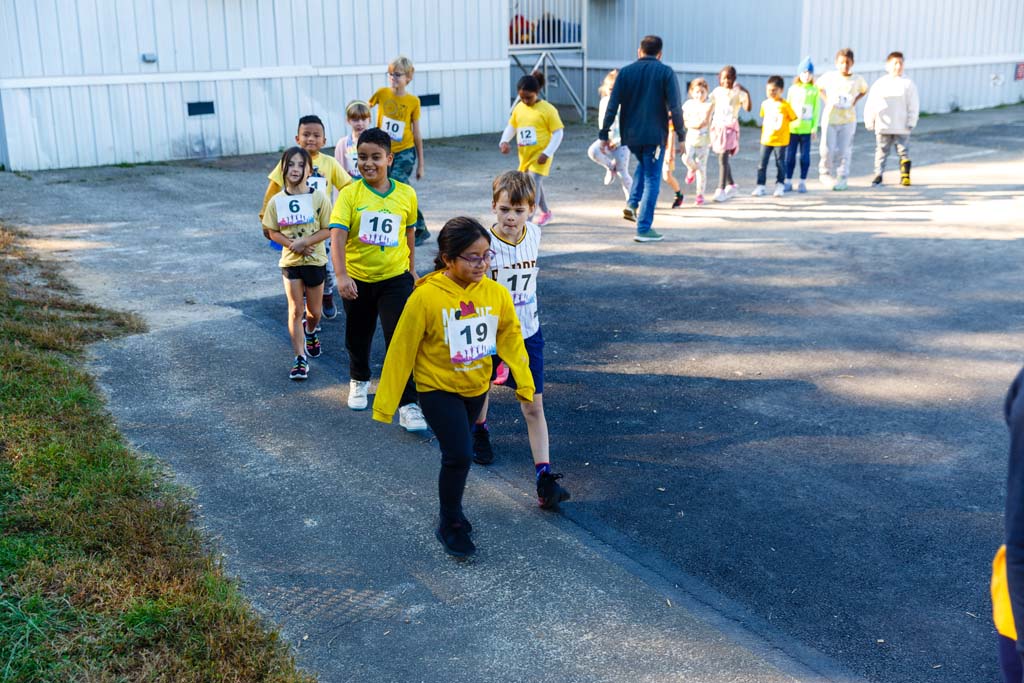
[418,390,487,526]
[718,151,735,190]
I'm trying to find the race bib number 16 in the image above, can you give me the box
[358,210,401,247]
[448,314,498,364]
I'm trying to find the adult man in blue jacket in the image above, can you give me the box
[600,34,685,243]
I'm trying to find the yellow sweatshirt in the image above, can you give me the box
[993,544,1017,639]
[373,270,535,424]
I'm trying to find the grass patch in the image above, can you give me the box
[0,225,314,682]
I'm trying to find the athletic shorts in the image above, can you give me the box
[492,327,544,394]
[282,265,326,287]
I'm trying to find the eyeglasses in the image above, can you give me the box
[457,250,495,266]
[388,71,406,79]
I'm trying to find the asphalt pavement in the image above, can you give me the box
[3,104,1024,682]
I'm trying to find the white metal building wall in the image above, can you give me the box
[568,0,1024,118]
[0,0,510,171]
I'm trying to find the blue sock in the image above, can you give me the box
[535,463,551,480]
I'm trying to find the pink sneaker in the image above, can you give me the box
[493,361,510,386]
[535,211,553,226]
[695,194,705,206]
[685,169,696,184]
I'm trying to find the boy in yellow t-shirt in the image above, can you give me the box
[817,48,868,190]
[329,127,426,432]
[259,115,352,320]
[370,55,429,245]
[752,75,798,197]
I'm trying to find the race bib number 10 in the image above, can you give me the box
[448,314,498,364]
[496,267,538,304]
[358,210,401,247]
[382,116,406,141]
[275,193,315,227]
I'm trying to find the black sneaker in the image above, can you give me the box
[322,293,337,319]
[304,330,321,358]
[537,472,571,510]
[671,192,684,208]
[871,174,883,186]
[289,356,309,381]
[472,428,495,465]
[622,205,637,222]
[435,521,475,557]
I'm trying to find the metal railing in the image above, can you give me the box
[508,0,588,120]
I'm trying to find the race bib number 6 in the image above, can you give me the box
[382,116,406,141]
[448,314,498,364]
[358,210,401,247]
[496,267,538,304]
[517,126,538,146]
[275,193,315,227]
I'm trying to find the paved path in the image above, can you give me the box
[3,105,1024,682]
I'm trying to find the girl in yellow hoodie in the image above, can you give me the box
[374,217,534,557]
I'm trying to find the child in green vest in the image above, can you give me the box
[784,57,821,193]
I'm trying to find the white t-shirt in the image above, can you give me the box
[682,99,712,147]
[489,222,541,339]
[710,86,742,126]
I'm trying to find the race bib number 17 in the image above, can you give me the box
[275,193,315,227]
[448,314,498,364]
[358,210,401,247]
[496,267,538,304]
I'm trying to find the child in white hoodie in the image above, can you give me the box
[864,51,920,186]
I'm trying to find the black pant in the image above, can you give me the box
[717,151,735,189]
[418,390,487,526]
[343,271,416,406]
[757,144,786,186]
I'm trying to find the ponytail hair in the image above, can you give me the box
[433,217,491,271]
[516,70,545,93]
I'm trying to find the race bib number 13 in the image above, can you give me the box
[448,314,498,364]
[275,193,315,227]
[358,210,401,247]
[496,267,538,304]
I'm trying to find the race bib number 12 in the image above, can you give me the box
[517,126,538,146]
[275,193,315,227]
[358,210,401,247]
[448,314,498,364]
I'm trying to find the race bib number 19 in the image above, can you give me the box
[448,314,498,364]
[517,126,538,146]
[382,116,406,141]
[358,210,401,247]
[496,267,538,304]
[275,193,315,227]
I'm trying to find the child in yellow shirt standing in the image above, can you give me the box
[370,56,429,245]
[329,128,427,431]
[260,115,352,320]
[260,147,333,381]
[499,72,564,226]
[373,217,534,558]
[752,75,798,197]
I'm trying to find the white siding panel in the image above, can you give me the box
[13,1,44,78]
[36,0,65,77]
[0,2,21,78]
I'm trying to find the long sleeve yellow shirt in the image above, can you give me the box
[373,270,534,424]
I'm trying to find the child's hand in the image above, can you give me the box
[499,141,511,154]
[538,153,549,165]
[288,237,306,254]
[337,275,359,300]
[416,162,424,180]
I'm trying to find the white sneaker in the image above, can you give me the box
[399,403,429,432]
[603,167,617,185]
[773,183,785,197]
[751,185,766,197]
[798,181,807,193]
[724,184,738,199]
[712,188,725,202]
[347,380,369,410]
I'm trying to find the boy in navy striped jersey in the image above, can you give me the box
[471,171,570,510]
